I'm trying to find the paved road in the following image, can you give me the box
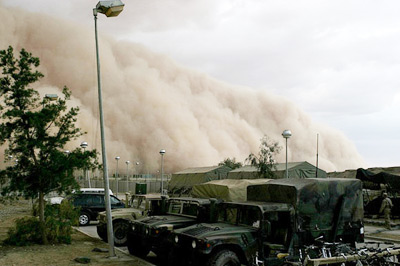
[76,222,158,265]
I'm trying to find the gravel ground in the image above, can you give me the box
[0,199,152,266]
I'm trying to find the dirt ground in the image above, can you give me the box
[0,199,150,266]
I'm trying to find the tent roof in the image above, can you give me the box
[173,165,229,174]
[230,161,315,173]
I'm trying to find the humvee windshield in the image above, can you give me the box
[130,196,146,210]
[218,204,262,228]
[166,200,199,217]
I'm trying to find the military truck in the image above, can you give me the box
[169,178,364,266]
[127,197,219,260]
[96,193,161,246]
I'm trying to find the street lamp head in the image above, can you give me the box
[125,160,130,165]
[95,0,124,17]
[44,94,58,101]
[282,129,292,139]
[159,149,166,155]
[80,141,88,149]
[115,156,120,161]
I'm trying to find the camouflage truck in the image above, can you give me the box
[127,197,219,261]
[96,193,161,246]
[169,178,364,266]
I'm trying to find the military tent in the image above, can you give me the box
[191,179,272,201]
[356,168,400,191]
[227,161,327,179]
[168,165,231,196]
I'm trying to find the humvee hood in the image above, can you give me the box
[178,223,258,239]
[137,215,196,227]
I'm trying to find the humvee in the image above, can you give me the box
[169,178,364,266]
[96,193,161,246]
[127,197,219,260]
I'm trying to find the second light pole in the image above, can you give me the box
[159,149,166,195]
[125,160,130,192]
[80,141,91,188]
[115,156,120,195]
[282,130,292,179]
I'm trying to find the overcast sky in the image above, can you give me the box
[3,0,400,168]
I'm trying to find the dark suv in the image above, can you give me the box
[65,192,125,226]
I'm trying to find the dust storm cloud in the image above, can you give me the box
[0,4,365,173]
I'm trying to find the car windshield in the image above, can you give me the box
[217,204,261,228]
[166,200,199,217]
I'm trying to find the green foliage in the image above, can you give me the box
[218,157,243,170]
[246,135,282,179]
[0,45,98,244]
[3,217,41,246]
[4,201,79,246]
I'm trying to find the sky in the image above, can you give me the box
[0,0,399,171]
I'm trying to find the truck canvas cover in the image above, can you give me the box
[247,178,363,234]
[191,178,271,201]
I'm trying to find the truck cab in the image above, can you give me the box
[127,197,218,260]
[96,193,161,246]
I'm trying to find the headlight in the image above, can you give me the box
[175,235,179,243]
[192,240,196,249]
[132,225,135,231]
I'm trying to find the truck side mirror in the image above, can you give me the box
[161,195,168,214]
[263,220,272,237]
[209,198,218,222]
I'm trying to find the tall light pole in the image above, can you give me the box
[115,156,120,195]
[80,141,90,188]
[125,160,130,192]
[93,0,124,257]
[159,149,166,195]
[282,130,292,179]
[135,161,139,179]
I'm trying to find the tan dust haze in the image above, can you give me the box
[0,4,365,173]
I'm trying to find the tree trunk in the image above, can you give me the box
[38,192,48,244]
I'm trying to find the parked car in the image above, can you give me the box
[96,193,162,246]
[64,192,125,226]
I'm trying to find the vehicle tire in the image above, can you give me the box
[96,225,107,242]
[113,220,129,246]
[79,212,91,226]
[207,249,240,266]
[127,236,150,257]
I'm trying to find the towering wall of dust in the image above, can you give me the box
[0,4,365,173]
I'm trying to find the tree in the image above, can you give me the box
[218,157,243,170]
[246,135,281,179]
[0,46,98,244]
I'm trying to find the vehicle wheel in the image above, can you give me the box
[113,221,129,246]
[79,212,91,226]
[207,249,240,266]
[127,236,150,257]
[96,225,107,242]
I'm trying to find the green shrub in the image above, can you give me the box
[4,201,79,246]
[3,217,41,246]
